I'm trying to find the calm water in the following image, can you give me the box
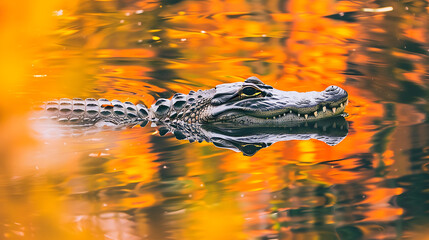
[1,0,429,239]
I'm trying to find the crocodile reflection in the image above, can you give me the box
[152,116,348,156]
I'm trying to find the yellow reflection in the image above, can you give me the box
[297,141,316,164]
[183,201,247,240]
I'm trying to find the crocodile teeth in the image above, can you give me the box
[289,110,292,113]
[340,103,344,108]
[304,114,308,119]
[346,99,348,105]
[298,113,300,117]
[332,107,336,113]
[323,106,326,112]
[273,116,276,119]
[283,113,286,116]
[314,111,318,117]
[314,123,318,128]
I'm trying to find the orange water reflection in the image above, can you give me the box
[1,0,429,239]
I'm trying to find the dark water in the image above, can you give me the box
[1,0,429,239]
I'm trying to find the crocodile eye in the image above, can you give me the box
[240,86,262,98]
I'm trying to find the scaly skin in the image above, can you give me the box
[36,98,149,127]
[36,77,348,127]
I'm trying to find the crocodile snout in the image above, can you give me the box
[324,85,348,101]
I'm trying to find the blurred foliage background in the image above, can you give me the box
[0,0,428,239]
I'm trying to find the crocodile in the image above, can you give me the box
[34,76,348,127]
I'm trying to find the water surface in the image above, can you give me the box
[0,0,428,239]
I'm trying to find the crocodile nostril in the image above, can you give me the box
[324,86,347,98]
[325,85,339,92]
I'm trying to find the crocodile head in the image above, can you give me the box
[200,77,348,125]
[149,76,348,125]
